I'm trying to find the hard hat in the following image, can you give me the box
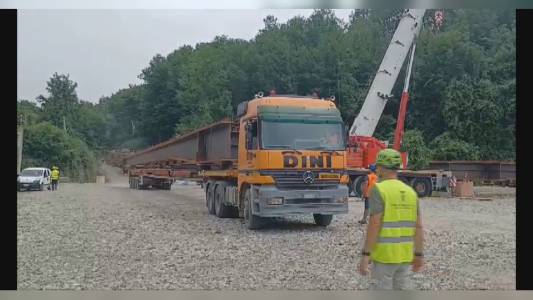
[369,164,377,172]
[375,149,402,170]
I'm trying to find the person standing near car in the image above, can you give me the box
[51,166,60,191]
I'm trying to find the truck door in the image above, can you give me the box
[244,119,258,169]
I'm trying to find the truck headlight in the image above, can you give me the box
[267,197,284,205]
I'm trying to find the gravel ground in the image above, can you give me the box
[17,165,515,290]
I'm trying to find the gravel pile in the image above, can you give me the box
[17,168,515,290]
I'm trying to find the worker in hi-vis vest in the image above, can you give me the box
[51,166,60,191]
[358,164,378,225]
[358,148,424,290]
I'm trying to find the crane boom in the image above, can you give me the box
[349,9,426,137]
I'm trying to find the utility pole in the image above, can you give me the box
[17,114,25,174]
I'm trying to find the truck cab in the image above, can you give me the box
[234,95,350,228]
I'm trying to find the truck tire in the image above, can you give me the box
[411,177,432,198]
[243,188,262,229]
[350,176,365,198]
[313,214,333,226]
[206,182,216,215]
[214,182,234,218]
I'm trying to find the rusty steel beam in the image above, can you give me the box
[428,160,515,181]
[124,119,238,170]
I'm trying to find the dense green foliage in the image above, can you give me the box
[18,74,101,181]
[21,122,98,182]
[18,9,515,175]
[98,9,514,162]
[402,130,432,170]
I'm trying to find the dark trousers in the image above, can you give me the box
[51,179,58,190]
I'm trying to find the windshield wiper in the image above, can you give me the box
[267,145,291,149]
[282,149,303,155]
[306,146,343,156]
[266,145,303,154]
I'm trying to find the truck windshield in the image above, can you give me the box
[261,120,345,150]
[20,169,43,177]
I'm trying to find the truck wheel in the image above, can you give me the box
[214,183,234,218]
[244,188,262,229]
[411,177,432,198]
[313,214,333,226]
[351,176,365,198]
[207,182,216,215]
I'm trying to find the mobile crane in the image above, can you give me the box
[346,9,451,197]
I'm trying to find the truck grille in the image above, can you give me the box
[260,170,340,190]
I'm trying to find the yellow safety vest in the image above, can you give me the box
[371,179,418,264]
[51,169,60,180]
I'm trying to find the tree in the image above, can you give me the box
[402,130,431,170]
[23,122,98,182]
[36,73,80,130]
[17,100,43,126]
[430,132,480,161]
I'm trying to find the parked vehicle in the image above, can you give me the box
[17,167,51,191]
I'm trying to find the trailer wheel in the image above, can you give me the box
[313,214,333,226]
[206,182,216,215]
[350,176,366,198]
[214,182,234,218]
[411,177,432,198]
[244,187,262,229]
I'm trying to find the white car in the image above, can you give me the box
[17,167,51,191]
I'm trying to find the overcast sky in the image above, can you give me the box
[18,9,354,103]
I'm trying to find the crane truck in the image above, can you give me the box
[124,94,350,229]
[346,9,451,197]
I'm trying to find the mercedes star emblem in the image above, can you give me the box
[303,170,315,184]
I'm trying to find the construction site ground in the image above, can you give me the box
[17,164,515,290]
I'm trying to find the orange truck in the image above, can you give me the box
[124,94,350,229]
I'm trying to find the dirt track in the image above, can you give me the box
[17,164,515,290]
